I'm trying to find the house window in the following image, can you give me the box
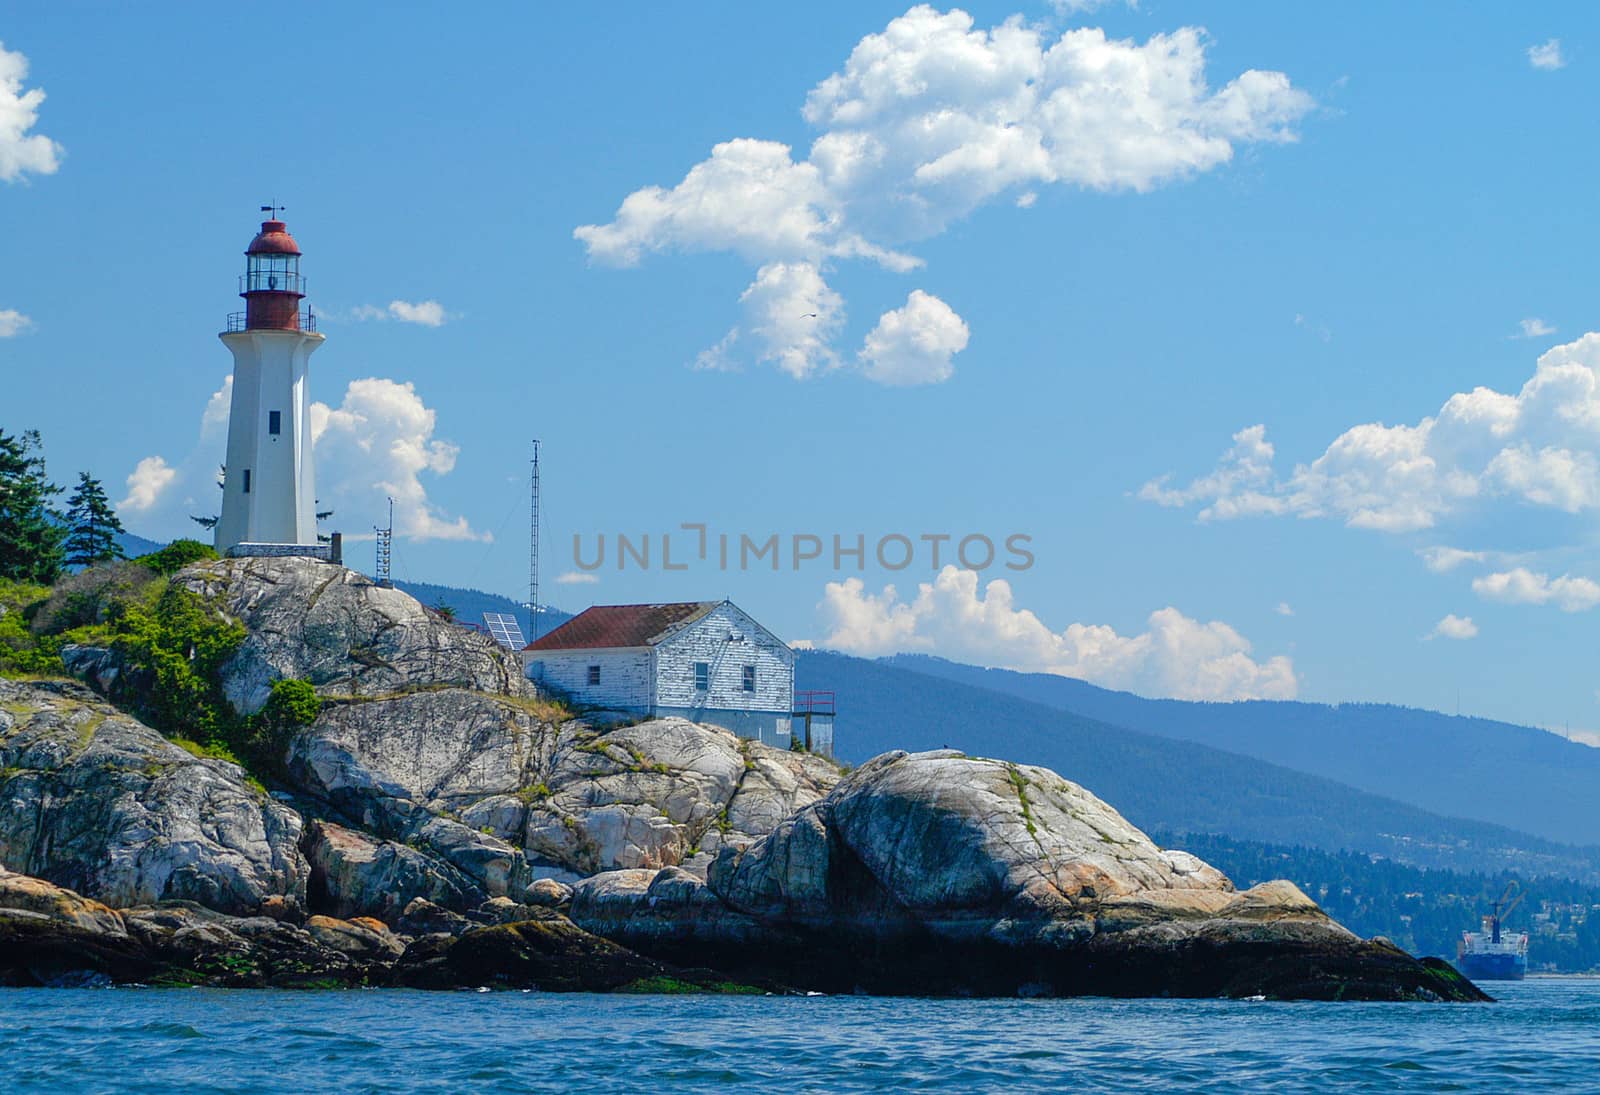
[587,664,601,686]
[693,662,710,691]
[742,664,756,692]
[242,469,251,494]
[268,410,282,435]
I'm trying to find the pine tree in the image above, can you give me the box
[63,472,126,567]
[0,428,65,584]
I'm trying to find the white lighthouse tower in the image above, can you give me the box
[214,211,326,557]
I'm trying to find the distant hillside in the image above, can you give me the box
[796,650,1600,883]
[115,530,166,558]
[392,579,572,637]
[879,654,1600,848]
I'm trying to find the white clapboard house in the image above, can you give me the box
[521,600,795,747]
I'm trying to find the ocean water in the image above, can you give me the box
[3,980,1597,1093]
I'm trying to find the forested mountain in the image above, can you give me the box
[882,654,1600,847]
[797,651,1600,883]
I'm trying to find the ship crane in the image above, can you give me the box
[1488,881,1525,944]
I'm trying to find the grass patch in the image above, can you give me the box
[1007,764,1039,840]
[618,976,765,995]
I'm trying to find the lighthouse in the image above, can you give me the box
[214,210,325,556]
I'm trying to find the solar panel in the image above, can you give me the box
[482,612,526,651]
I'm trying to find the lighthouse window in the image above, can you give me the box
[268,411,281,435]
[242,469,251,494]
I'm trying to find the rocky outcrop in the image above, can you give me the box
[570,750,1489,1002]
[303,819,484,921]
[20,557,1490,1000]
[0,677,306,917]
[176,556,532,714]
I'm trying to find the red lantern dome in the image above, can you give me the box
[231,212,312,332]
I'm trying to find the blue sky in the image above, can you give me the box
[3,3,1598,734]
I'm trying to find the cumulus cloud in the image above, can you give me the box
[576,6,1311,380]
[814,565,1297,701]
[0,43,61,183]
[1518,317,1556,339]
[1426,614,1478,641]
[1472,568,1600,612]
[698,262,844,378]
[201,375,233,440]
[859,290,970,385]
[0,308,31,337]
[119,456,177,514]
[351,300,450,327]
[1528,39,1566,71]
[555,571,600,586]
[1275,601,1294,616]
[1143,332,1600,534]
[311,378,484,542]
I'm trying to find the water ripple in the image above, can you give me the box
[0,981,1596,1092]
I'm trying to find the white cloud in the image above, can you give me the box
[0,308,31,337]
[1143,332,1600,533]
[0,43,61,183]
[814,564,1297,701]
[555,571,599,586]
[717,261,845,379]
[310,378,484,542]
[1275,601,1294,617]
[1518,317,1556,338]
[859,290,970,386]
[119,456,177,514]
[1426,614,1478,641]
[576,7,1312,378]
[1418,546,1486,573]
[1472,568,1600,612]
[351,300,451,327]
[1528,39,1566,71]
[201,375,233,440]
[386,300,448,327]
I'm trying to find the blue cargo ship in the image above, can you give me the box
[1456,883,1528,981]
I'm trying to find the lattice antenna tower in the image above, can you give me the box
[529,440,541,641]
[375,496,394,588]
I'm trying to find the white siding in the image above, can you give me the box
[652,603,793,715]
[524,648,652,711]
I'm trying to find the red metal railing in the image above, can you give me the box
[794,690,836,716]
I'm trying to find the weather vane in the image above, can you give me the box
[260,201,285,219]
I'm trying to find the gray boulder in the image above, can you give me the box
[574,750,1487,1001]
[303,819,484,922]
[0,678,306,916]
[176,556,533,714]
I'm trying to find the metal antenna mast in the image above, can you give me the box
[375,496,394,588]
[529,441,541,641]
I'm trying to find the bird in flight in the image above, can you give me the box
[800,312,818,318]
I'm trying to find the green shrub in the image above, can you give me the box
[111,583,245,748]
[0,579,59,676]
[31,560,164,636]
[135,539,218,576]
[252,677,322,755]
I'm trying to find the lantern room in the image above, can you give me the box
[233,214,313,332]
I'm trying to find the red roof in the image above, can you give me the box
[525,602,720,652]
[247,220,301,256]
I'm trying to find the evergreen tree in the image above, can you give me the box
[190,464,224,532]
[63,472,126,567]
[0,429,65,584]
